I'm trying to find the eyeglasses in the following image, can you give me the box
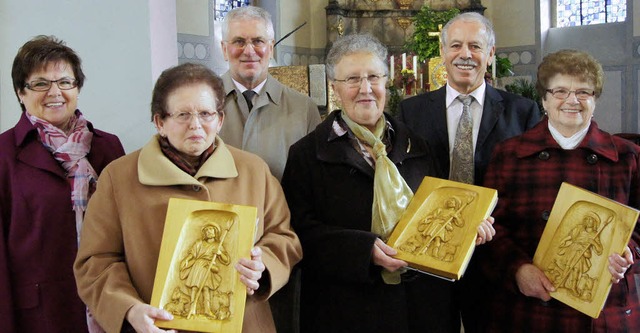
[166,111,218,124]
[25,77,78,91]
[334,74,387,87]
[226,38,271,50]
[546,88,595,100]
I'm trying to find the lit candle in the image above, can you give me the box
[390,55,394,81]
[413,56,418,79]
[402,53,406,70]
[492,55,497,83]
[419,68,423,90]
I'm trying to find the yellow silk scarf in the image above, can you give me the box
[341,111,413,284]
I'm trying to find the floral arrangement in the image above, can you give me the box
[400,68,415,87]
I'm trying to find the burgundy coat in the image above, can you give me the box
[482,118,640,332]
[0,112,125,333]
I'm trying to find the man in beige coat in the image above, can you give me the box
[218,6,321,181]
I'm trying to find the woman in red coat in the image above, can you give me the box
[482,49,640,332]
[0,36,125,333]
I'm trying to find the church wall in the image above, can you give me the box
[0,0,177,152]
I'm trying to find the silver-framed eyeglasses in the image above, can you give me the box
[334,74,387,87]
[226,37,271,50]
[25,77,78,91]
[546,88,595,100]
[167,111,218,124]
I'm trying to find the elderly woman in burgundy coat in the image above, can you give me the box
[482,49,640,332]
[0,36,124,333]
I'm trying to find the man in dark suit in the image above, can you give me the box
[398,12,541,332]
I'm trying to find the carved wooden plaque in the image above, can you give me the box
[533,182,639,318]
[150,198,257,332]
[387,177,497,280]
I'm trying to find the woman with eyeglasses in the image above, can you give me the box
[481,49,640,332]
[73,62,301,333]
[0,35,125,333]
[281,33,495,333]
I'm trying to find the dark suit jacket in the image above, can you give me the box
[398,85,541,185]
[0,112,125,333]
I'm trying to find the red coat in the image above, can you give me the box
[0,112,125,333]
[482,118,640,332]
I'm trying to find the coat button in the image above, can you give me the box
[625,309,632,315]
[192,185,201,192]
[538,151,550,160]
[541,211,550,221]
[587,154,598,164]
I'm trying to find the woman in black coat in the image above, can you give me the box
[281,33,494,333]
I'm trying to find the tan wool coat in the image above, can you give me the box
[74,136,302,333]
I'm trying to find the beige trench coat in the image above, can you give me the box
[74,136,302,333]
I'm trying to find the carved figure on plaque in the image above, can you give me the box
[544,210,611,301]
[180,223,231,318]
[399,191,478,262]
[162,212,238,322]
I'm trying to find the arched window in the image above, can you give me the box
[557,0,626,27]
[214,0,250,21]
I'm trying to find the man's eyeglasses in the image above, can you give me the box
[25,77,78,91]
[226,38,271,50]
[166,111,218,124]
[546,88,595,100]
[334,74,387,88]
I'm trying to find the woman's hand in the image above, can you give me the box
[515,263,555,301]
[371,238,408,272]
[475,216,496,245]
[236,246,265,295]
[125,303,176,333]
[609,246,634,283]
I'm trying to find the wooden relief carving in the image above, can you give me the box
[398,192,476,262]
[151,198,257,332]
[533,182,639,318]
[387,177,497,280]
[541,206,613,302]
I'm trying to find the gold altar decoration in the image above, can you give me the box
[269,66,309,96]
[395,0,414,10]
[151,198,258,332]
[428,57,447,90]
[533,183,639,318]
[387,177,498,280]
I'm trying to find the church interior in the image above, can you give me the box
[1,0,638,152]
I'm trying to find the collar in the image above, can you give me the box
[445,81,486,108]
[231,77,267,95]
[138,135,238,186]
[223,72,283,106]
[516,118,619,162]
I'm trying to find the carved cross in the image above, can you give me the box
[428,24,444,39]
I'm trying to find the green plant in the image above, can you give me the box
[489,55,514,78]
[386,85,403,116]
[404,6,459,62]
[504,78,543,110]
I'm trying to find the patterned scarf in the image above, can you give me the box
[340,111,414,284]
[158,135,216,176]
[27,110,105,333]
[26,110,97,244]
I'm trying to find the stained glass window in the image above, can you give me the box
[557,0,626,27]
[214,0,250,21]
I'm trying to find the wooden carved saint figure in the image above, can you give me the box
[546,211,608,301]
[179,223,231,318]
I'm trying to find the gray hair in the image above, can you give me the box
[326,33,388,80]
[440,12,495,49]
[221,6,275,40]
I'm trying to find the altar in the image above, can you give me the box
[325,0,486,100]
